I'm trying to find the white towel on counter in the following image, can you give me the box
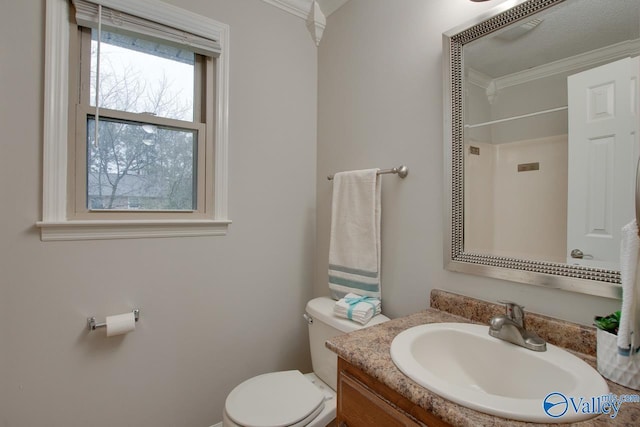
[618,219,640,358]
[328,169,382,300]
[334,293,381,325]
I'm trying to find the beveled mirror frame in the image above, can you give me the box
[443,0,622,299]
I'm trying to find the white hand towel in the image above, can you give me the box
[618,219,640,357]
[328,169,381,300]
[334,293,381,325]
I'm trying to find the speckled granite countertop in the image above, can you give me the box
[326,291,640,426]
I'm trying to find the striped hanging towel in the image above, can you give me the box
[328,169,381,300]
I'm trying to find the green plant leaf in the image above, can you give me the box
[594,310,621,334]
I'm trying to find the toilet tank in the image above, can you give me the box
[305,297,389,391]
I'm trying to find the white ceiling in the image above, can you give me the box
[465,0,640,78]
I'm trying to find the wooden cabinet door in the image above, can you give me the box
[338,370,422,427]
[335,358,452,427]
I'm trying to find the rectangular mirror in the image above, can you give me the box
[443,0,640,299]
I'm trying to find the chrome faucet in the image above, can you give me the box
[488,301,547,352]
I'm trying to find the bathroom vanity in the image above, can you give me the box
[327,290,640,426]
[336,356,451,426]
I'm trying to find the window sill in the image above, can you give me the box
[36,219,231,241]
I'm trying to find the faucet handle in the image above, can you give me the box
[497,300,525,327]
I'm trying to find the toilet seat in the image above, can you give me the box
[225,370,325,427]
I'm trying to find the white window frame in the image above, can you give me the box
[38,0,230,241]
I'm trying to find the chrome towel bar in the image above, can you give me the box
[327,165,409,180]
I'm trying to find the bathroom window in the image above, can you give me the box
[39,0,230,240]
[75,27,203,214]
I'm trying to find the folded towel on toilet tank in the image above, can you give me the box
[333,293,381,325]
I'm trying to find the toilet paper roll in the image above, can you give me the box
[106,312,136,337]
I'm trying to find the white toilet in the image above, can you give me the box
[222,296,390,427]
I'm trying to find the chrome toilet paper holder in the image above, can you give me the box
[87,309,140,331]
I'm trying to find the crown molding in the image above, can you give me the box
[468,38,640,92]
[306,1,326,46]
[315,0,349,17]
[262,0,310,20]
[496,38,640,90]
[467,68,493,90]
[261,0,349,45]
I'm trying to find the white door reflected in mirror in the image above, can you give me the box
[567,57,639,270]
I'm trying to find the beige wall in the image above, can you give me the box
[465,136,568,263]
[316,0,620,322]
[464,141,496,254]
[493,136,568,263]
[491,74,568,144]
[0,0,317,425]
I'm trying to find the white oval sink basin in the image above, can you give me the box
[390,323,609,423]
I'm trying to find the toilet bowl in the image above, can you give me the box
[222,296,389,427]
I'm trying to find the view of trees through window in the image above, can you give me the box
[87,30,198,211]
[87,118,196,210]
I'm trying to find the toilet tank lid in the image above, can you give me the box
[305,296,389,333]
